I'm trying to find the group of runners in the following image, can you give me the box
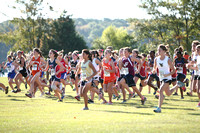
[0,40,200,113]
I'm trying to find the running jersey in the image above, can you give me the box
[49,58,57,76]
[102,58,115,81]
[192,53,198,75]
[156,56,171,81]
[31,56,41,76]
[175,57,186,75]
[92,58,100,77]
[55,65,61,79]
[80,60,92,81]
[60,58,66,73]
[122,56,135,76]
[196,55,200,75]
[6,61,15,73]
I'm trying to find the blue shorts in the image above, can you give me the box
[8,71,16,79]
[51,75,60,82]
[40,71,44,78]
[61,72,67,79]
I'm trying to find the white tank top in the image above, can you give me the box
[92,58,100,77]
[196,55,200,75]
[192,53,198,75]
[81,60,92,80]
[156,56,171,81]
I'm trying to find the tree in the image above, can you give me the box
[92,25,137,50]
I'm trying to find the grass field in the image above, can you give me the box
[0,77,200,133]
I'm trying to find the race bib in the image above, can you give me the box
[159,70,165,79]
[32,64,37,70]
[177,67,183,73]
[104,71,110,77]
[81,73,87,80]
[51,69,55,76]
[123,68,129,75]
[7,66,12,73]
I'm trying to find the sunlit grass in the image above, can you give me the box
[0,77,199,133]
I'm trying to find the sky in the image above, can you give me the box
[0,0,151,23]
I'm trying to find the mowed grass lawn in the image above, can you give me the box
[0,77,200,133]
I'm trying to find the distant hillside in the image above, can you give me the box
[0,18,131,62]
[74,18,130,47]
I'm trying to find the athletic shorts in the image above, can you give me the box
[161,79,172,85]
[172,78,177,82]
[61,72,67,79]
[194,75,200,80]
[135,73,146,80]
[8,71,16,79]
[40,71,44,78]
[118,74,125,82]
[177,73,186,81]
[104,78,116,84]
[123,74,136,87]
[149,73,159,82]
[19,67,28,78]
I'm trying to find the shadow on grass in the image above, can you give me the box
[96,110,154,115]
[10,98,25,101]
[7,95,27,98]
[188,113,200,116]
[162,107,195,111]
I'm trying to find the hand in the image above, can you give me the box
[135,70,139,74]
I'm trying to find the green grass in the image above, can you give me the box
[0,77,200,133]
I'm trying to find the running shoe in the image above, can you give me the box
[40,92,45,97]
[153,88,158,95]
[58,99,63,102]
[173,92,178,96]
[88,99,94,104]
[155,95,159,99]
[74,96,80,101]
[70,82,73,89]
[82,107,89,110]
[11,90,15,93]
[177,81,185,88]
[14,89,21,93]
[101,101,108,104]
[14,86,17,89]
[113,94,117,99]
[128,93,133,100]
[181,96,184,99]
[73,88,76,91]
[154,107,161,113]
[121,100,127,103]
[187,92,192,96]
[5,87,8,94]
[45,92,51,95]
[107,102,113,105]
[141,97,147,105]
[117,95,121,100]
[25,93,32,98]
[197,102,200,107]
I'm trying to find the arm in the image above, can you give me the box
[43,59,49,72]
[95,59,102,72]
[152,58,157,74]
[164,58,175,77]
[55,59,65,75]
[131,56,141,74]
[118,58,123,70]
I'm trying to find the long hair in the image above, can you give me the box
[33,48,43,57]
[82,49,92,61]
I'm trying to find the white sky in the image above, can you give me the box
[0,0,151,23]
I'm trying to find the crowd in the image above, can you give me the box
[0,40,200,113]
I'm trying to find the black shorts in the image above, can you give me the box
[135,73,146,80]
[99,77,104,84]
[172,78,177,82]
[177,73,186,81]
[149,73,159,81]
[194,75,200,80]
[70,72,80,80]
[161,79,172,85]
[19,67,28,78]
[123,74,136,87]
[118,74,125,82]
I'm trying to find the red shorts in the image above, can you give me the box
[103,78,116,84]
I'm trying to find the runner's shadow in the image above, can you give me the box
[188,113,200,116]
[96,110,154,115]
[10,98,25,101]
[7,95,27,98]
[162,107,195,111]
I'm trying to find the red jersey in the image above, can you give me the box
[102,58,116,81]
[31,56,41,76]
[60,58,67,73]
